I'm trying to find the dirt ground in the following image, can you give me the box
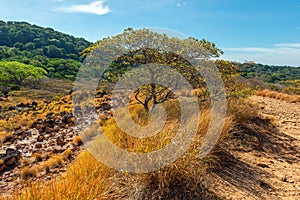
[210,96,300,200]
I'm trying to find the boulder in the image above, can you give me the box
[44,119,56,128]
[35,143,43,149]
[61,113,74,124]
[3,135,15,144]
[14,130,24,136]
[56,137,65,146]
[52,146,66,154]
[31,101,38,107]
[45,127,53,134]
[46,112,54,119]
[37,135,44,142]
[97,102,111,111]
[0,148,21,172]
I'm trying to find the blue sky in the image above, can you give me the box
[0,0,299,66]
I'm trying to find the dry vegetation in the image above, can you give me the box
[256,89,300,103]
[0,92,73,143]
[0,70,261,199]
[0,96,259,200]
[19,149,74,180]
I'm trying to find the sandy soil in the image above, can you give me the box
[210,96,300,200]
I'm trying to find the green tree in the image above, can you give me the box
[0,61,47,85]
[82,28,224,111]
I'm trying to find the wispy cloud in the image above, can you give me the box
[275,43,300,48]
[225,47,275,53]
[57,0,110,15]
[223,43,300,66]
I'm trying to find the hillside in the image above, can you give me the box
[0,21,92,80]
[238,63,300,83]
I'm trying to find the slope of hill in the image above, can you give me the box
[0,21,92,80]
[238,63,300,83]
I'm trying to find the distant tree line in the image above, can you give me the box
[238,63,300,83]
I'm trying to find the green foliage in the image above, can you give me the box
[0,61,47,86]
[280,80,300,95]
[82,28,229,110]
[238,62,300,83]
[0,20,91,80]
[0,21,90,60]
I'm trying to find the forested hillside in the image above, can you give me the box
[0,21,91,80]
[238,62,300,83]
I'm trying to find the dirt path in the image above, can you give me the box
[210,96,300,200]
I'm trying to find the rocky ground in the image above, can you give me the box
[211,96,300,200]
[0,95,112,196]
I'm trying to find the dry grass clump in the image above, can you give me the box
[72,135,83,146]
[256,89,300,103]
[39,155,64,172]
[227,98,259,124]
[20,152,73,180]
[21,167,37,180]
[0,130,12,143]
[62,149,73,159]
[32,153,43,162]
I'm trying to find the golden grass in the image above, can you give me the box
[72,135,82,146]
[32,153,43,162]
[16,151,118,200]
[256,89,300,103]
[20,150,74,181]
[227,98,259,124]
[21,167,37,180]
[11,96,238,199]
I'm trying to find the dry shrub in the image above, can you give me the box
[32,153,43,162]
[227,98,258,124]
[21,167,37,180]
[256,89,300,103]
[72,135,82,146]
[62,149,73,159]
[20,155,65,179]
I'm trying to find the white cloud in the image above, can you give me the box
[275,43,300,48]
[225,47,275,53]
[176,1,187,7]
[57,0,110,15]
[223,44,300,66]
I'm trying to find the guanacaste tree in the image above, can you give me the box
[81,28,227,111]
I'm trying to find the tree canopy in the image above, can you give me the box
[81,28,225,110]
[0,61,47,86]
